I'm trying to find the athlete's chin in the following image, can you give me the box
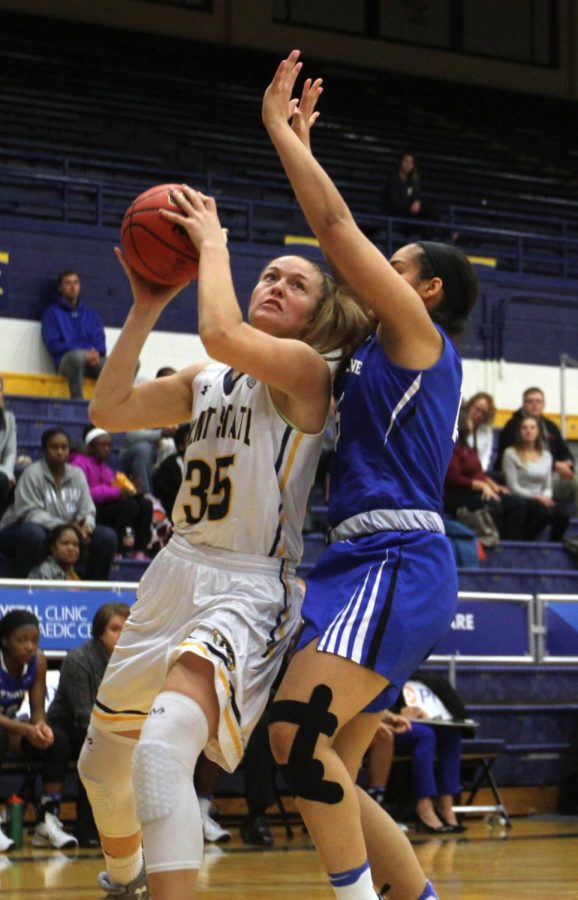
[250,312,291,338]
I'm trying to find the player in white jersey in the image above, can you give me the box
[77,183,371,900]
[263,54,478,900]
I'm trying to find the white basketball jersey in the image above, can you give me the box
[172,363,325,563]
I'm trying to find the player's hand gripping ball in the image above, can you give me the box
[121,183,199,285]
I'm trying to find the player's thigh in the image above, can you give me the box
[274,639,388,728]
[163,652,220,738]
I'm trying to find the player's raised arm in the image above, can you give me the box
[160,186,333,434]
[89,254,200,432]
[263,52,453,369]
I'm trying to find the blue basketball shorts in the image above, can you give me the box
[296,528,458,712]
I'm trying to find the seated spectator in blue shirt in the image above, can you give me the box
[41,270,106,399]
[0,427,116,579]
[0,376,16,517]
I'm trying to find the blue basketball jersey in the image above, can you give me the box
[329,328,462,530]
[0,652,38,718]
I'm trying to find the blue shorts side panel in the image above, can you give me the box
[297,530,457,712]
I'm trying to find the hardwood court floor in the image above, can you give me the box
[0,817,577,898]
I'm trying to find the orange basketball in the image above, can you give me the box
[120,183,199,285]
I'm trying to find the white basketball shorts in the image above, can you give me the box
[91,534,303,771]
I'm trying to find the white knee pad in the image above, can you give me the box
[132,691,209,873]
[78,726,140,840]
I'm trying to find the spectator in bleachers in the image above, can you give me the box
[502,413,570,541]
[0,376,16,518]
[46,601,130,846]
[496,387,578,513]
[368,673,470,835]
[382,152,423,219]
[0,427,116,579]
[28,523,82,580]
[119,367,179,495]
[152,421,189,522]
[238,709,276,846]
[71,426,153,560]
[0,610,77,851]
[41,270,106,399]
[364,710,410,813]
[444,409,526,541]
[195,754,231,844]
[464,391,496,472]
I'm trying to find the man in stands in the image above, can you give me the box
[496,386,578,514]
[41,270,106,399]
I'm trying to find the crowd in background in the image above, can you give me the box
[0,378,577,582]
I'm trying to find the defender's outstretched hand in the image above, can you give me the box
[262,50,304,132]
[290,76,323,151]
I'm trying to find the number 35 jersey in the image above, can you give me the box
[172,363,325,563]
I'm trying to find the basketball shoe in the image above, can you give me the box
[202,811,231,843]
[0,828,14,852]
[32,811,78,850]
[98,866,149,898]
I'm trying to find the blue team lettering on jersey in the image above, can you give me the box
[329,328,462,528]
[0,652,38,718]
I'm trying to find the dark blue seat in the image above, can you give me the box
[483,541,576,571]
[458,567,578,594]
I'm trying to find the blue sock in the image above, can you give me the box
[416,880,439,900]
[329,861,377,898]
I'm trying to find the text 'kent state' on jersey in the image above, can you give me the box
[171,363,325,562]
[329,328,462,529]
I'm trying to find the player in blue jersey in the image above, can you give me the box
[263,53,478,900]
[0,610,78,850]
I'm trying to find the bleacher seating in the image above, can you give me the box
[1,10,578,283]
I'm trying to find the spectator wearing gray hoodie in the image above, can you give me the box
[0,427,116,578]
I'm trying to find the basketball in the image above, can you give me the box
[120,183,199,285]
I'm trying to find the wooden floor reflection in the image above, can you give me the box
[0,817,577,898]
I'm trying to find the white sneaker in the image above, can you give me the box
[32,812,78,849]
[202,812,231,843]
[0,828,14,852]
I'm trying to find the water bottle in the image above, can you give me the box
[7,794,24,848]
[122,526,135,552]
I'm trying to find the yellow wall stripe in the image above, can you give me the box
[284,235,320,247]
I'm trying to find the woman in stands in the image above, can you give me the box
[262,52,477,900]
[77,194,371,899]
[0,427,117,580]
[71,425,153,560]
[444,408,527,540]
[502,413,570,541]
[28,523,82,580]
[0,610,77,851]
[464,391,497,473]
[47,601,130,846]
